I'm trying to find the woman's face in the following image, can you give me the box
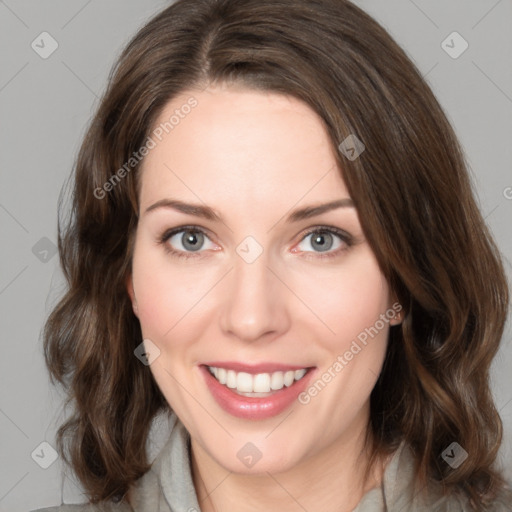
[128,83,399,474]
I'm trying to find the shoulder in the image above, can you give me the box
[429,489,512,511]
[381,442,512,511]
[417,472,512,510]
[31,414,185,512]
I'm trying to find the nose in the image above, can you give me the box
[219,248,291,343]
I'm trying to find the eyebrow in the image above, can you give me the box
[144,197,355,223]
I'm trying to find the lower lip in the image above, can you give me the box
[200,365,316,420]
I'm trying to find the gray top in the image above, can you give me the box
[32,414,512,512]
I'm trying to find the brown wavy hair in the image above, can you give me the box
[43,0,512,508]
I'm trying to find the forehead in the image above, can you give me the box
[139,85,349,211]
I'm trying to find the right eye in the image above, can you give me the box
[159,226,217,259]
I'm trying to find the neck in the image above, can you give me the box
[190,416,386,512]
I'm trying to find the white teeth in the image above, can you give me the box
[270,371,284,390]
[294,368,307,380]
[283,370,295,387]
[237,372,253,392]
[226,370,237,389]
[253,373,271,393]
[208,366,308,393]
[217,367,227,385]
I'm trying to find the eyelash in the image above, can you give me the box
[158,225,353,261]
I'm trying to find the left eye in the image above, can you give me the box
[296,229,347,254]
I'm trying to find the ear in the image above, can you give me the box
[126,274,139,317]
[388,292,403,326]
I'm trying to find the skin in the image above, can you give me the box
[127,82,401,512]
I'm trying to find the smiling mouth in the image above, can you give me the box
[206,365,310,397]
[200,363,317,420]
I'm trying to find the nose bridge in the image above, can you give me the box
[219,238,289,341]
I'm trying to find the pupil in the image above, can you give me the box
[183,231,203,252]
[312,232,333,252]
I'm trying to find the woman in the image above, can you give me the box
[33,0,512,510]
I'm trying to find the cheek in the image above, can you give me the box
[299,248,390,350]
[131,243,183,336]
[131,240,218,343]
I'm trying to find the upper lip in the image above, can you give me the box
[202,361,313,374]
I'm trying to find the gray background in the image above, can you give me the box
[0,1,511,510]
